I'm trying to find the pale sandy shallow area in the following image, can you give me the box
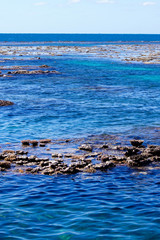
[0,43,160,64]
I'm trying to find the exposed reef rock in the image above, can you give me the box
[7,70,59,75]
[0,43,160,64]
[130,140,144,147]
[79,144,93,152]
[39,65,50,68]
[0,136,160,176]
[0,161,11,170]
[0,100,14,106]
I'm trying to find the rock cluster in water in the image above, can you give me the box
[7,69,59,75]
[0,138,160,175]
[0,64,60,78]
[0,43,160,64]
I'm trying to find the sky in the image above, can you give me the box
[0,0,159,33]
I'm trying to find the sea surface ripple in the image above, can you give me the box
[1,167,160,239]
[0,34,160,239]
[0,54,160,143]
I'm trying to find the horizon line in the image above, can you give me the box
[0,33,160,35]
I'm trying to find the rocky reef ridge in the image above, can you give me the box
[0,137,160,175]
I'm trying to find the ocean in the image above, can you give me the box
[0,34,160,239]
[0,33,160,43]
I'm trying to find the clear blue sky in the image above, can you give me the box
[0,0,159,33]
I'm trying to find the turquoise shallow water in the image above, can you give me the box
[0,56,160,143]
[0,35,160,239]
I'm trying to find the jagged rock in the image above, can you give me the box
[42,168,54,175]
[61,166,79,174]
[34,157,49,163]
[0,167,6,171]
[29,140,38,147]
[85,152,99,157]
[130,140,144,147]
[147,146,160,156]
[70,154,85,160]
[28,155,36,162]
[56,159,63,164]
[50,161,59,169]
[125,148,139,157]
[69,162,84,169]
[3,150,15,154]
[39,143,46,147]
[0,154,5,160]
[39,65,49,68]
[94,161,115,170]
[26,167,33,172]
[52,153,59,158]
[16,160,24,166]
[39,139,51,144]
[16,155,28,161]
[21,140,30,146]
[112,156,126,162]
[40,161,50,167]
[26,162,36,166]
[81,161,88,167]
[129,154,145,162]
[4,153,17,161]
[127,158,151,167]
[84,158,92,164]
[64,153,73,158]
[79,144,93,152]
[8,70,59,75]
[83,166,96,173]
[101,144,109,149]
[0,161,11,169]
[0,100,14,106]
[153,156,160,162]
[101,155,110,162]
[31,167,42,174]
[16,150,28,155]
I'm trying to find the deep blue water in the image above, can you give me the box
[0,33,160,42]
[0,34,160,239]
[1,168,160,240]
